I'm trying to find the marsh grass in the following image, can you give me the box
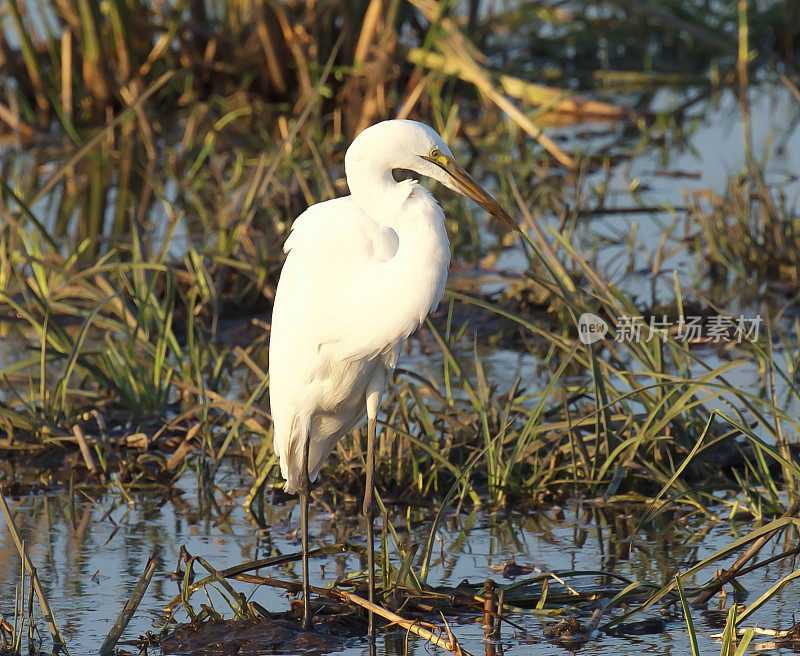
[686,169,800,293]
[2,0,800,652]
[1,19,799,514]
[1,0,380,131]
[2,0,796,142]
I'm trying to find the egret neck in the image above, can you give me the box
[345,158,417,228]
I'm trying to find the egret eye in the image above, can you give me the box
[429,148,441,159]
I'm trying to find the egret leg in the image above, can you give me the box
[300,435,313,631]
[363,416,377,639]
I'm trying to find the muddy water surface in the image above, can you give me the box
[1,463,798,655]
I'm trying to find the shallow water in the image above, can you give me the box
[496,83,800,309]
[1,464,798,655]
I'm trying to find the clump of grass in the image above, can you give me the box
[0,153,274,480]
[686,171,800,293]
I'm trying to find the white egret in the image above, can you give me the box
[269,119,514,635]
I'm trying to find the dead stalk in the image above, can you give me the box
[99,551,158,655]
[335,588,471,656]
[692,500,800,606]
[0,493,69,653]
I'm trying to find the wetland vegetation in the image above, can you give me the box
[1,0,800,654]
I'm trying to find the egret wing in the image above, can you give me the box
[269,197,398,490]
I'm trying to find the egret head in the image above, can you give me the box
[345,120,516,229]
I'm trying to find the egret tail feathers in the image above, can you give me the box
[277,413,312,494]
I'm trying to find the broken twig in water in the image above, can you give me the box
[0,492,70,654]
[100,551,158,655]
[334,588,471,656]
[692,499,800,606]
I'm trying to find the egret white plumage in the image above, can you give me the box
[268,119,514,635]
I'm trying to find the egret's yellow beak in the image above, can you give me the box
[422,154,516,230]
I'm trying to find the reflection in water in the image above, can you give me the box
[1,464,798,655]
